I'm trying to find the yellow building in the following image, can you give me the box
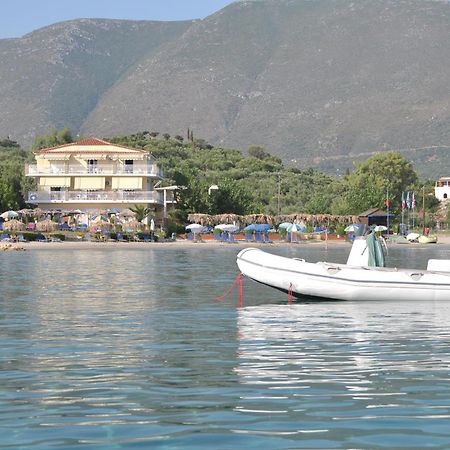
[25,138,176,218]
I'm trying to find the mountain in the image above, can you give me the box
[0,19,191,144]
[2,0,450,179]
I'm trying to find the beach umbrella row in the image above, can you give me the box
[186,213,357,227]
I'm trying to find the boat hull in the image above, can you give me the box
[236,248,450,301]
[418,235,438,244]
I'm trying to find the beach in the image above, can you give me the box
[2,233,450,251]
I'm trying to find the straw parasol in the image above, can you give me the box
[187,213,214,226]
[211,213,242,225]
[118,208,136,218]
[242,214,273,225]
[2,219,25,231]
[36,219,58,232]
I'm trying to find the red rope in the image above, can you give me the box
[287,283,293,304]
[215,273,244,307]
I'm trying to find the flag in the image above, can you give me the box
[411,192,416,209]
[385,194,390,208]
[401,192,406,210]
[406,191,411,209]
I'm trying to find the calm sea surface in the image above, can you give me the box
[1,243,450,449]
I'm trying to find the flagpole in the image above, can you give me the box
[401,191,405,234]
[386,188,390,237]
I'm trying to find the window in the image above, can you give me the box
[88,159,98,173]
[125,160,133,173]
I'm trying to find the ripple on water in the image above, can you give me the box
[1,246,450,448]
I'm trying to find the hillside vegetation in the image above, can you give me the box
[0,131,440,228]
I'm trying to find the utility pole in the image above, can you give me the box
[277,173,281,216]
[422,185,426,235]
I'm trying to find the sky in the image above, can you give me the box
[0,0,237,39]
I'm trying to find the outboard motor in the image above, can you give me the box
[346,232,386,267]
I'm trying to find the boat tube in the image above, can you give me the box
[236,237,450,301]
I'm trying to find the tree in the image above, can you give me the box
[248,145,270,160]
[32,128,73,150]
[129,204,152,222]
[206,179,257,215]
[332,152,418,214]
[0,147,35,211]
[0,138,19,148]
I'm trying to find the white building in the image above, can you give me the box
[435,177,450,201]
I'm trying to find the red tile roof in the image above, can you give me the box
[34,137,147,154]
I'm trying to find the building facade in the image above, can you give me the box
[435,177,450,201]
[25,138,175,217]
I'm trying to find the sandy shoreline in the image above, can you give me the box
[2,234,450,251]
[0,238,348,251]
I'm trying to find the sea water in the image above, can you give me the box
[1,244,450,449]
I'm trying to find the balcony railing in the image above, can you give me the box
[28,190,164,204]
[25,164,163,178]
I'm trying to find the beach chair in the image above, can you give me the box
[17,234,26,243]
[35,234,47,242]
[116,233,127,242]
[263,232,273,243]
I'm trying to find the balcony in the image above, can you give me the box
[25,164,163,178]
[28,190,164,205]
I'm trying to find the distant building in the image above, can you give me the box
[358,208,394,227]
[25,138,176,218]
[435,177,450,201]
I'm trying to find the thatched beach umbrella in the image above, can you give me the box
[118,208,136,218]
[210,213,242,225]
[36,219,58,232]
[187,213,213,226]
[2,219,25,231]
[242,214,274,225]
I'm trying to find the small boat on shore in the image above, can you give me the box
[418,235,438,244]
[236,234,450,301]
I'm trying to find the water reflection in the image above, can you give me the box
[234,302,450,446]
